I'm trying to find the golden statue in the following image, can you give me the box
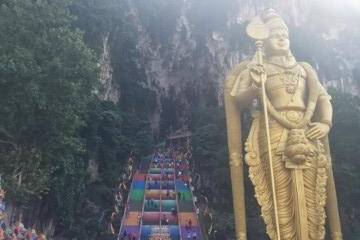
[224,9,343,240]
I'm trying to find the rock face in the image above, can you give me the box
[98,33,119,103]
[98,0,360,134]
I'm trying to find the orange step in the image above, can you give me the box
[178,212,198,226]
[124,211,141,226]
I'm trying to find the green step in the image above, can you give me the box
[177,190,192,201]
[130,189,144,201]
[162,200,176,212]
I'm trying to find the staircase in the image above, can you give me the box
[118,152,203,240]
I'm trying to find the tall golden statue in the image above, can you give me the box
[224,9,343,240]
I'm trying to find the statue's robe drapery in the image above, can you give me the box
[230,61,331,240]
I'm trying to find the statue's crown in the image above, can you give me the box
[261,9,288,32]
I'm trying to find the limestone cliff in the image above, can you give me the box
[94,0,360,135]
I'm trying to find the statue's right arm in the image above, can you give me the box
[230,69,259,108]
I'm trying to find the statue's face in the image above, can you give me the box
[266,28,290,56]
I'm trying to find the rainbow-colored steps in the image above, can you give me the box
[118,154,203,240]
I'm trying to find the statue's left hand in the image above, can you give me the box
[306,122,330,140]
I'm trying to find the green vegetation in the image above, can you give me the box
[0,0,97,214]
[0,1,154,239]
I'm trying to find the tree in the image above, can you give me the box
[0,0,98,226]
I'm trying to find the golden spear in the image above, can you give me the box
[246,17,281,240]
[225,16,281,240]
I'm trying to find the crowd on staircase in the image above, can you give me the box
[0,189,47,240]
[117,143,205,240]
